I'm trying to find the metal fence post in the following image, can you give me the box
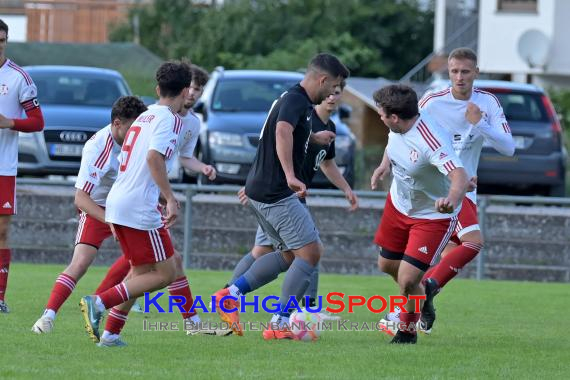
[182,186,195,270]
[476,195,488,280]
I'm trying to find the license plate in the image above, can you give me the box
[49,144,83,157]
[483,136,526,149]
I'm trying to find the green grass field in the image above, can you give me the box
[1,264,567,379]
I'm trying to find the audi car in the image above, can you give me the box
[189,68,356,187]
[18,66,131,176]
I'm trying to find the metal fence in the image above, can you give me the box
[16,178,570,280]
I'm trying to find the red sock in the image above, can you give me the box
[167,276,196,319]
[46,273,77,312]
[99,282,130,309]
[0,249,11,302]
[95,256,130,295]
[400,312,420,334]
[105,307,129,334]
[428,242,482,288]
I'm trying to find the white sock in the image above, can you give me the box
[43,309,56,320]
[228,284,241,298]
[101,330,120,341]
[95,296,106,313]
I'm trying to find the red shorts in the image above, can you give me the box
[113,224,174,266]
[449,197,480,245]
[75,211,112,249]
[0,176,16,215]
[374,195,457,271]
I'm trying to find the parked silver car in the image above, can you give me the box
[18,66,131,176]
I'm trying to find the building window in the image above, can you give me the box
[498,0,537,12]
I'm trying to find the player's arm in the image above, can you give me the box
[74,189,106,223]
[371,146,391,190]
[147,150,179,228]
[320,159,358,210]
[276,120,306,197]
[179,156,216,181]
[0,79,44,132]
[438,167,469,213]
[466,101,515,156]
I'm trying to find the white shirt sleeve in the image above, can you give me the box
[18,78,38,104]
[149,114,179,159]
[426,127,464,176]
[473,96,515,156]
[75,139,108,194]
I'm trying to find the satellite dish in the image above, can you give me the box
[517,29,551,69]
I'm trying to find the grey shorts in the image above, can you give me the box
[248,194,319,251]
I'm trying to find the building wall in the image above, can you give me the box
[0,14,27,42]
[341,91,388,149]
[478,0,570,77]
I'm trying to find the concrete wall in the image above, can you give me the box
[10,185,570,282]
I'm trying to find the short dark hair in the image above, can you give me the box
[308,53,350,80]
[0,19,8,35]
[191,64,209,88]
[339,79,346,91]
[448,47,478,65]
[111,96,147,122]
[156,61,192,98]
[373,84,418,120]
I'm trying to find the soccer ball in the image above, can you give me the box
[289,310,322,342]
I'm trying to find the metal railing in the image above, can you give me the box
[16,178,570,279]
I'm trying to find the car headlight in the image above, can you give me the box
[334,135,353,151]
[208,132,244,147]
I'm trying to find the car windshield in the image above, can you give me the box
[212,78,299,112]
[30,72,130,107]
[485,90,549,122]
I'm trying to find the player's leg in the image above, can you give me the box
[94,255,130,295]
[420,199,483,333]
[226,226,275,286]
[33,213,112,333]
[0,214,12,313]
[80,225,177,344]
[391,217,456,343]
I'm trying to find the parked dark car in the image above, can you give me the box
[189,68,356,187]
[18,66,131,176]
[425,79,566,196]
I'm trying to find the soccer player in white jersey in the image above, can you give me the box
[78,62,191,347]
[417,48,515,333]
[0,19,45,313]
[31,96,147,334]
[370,85,468,344]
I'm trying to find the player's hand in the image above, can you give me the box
[0,114,14,129]
[286,175,307,198]
[237,187,248,206]
[310,130,336,145]
[435,197,455,214]
[465,102,483,125]
[108,223,119,241]
[163,196,180,229]
[467,175,478,192]
[345,189,359,211]
[202,165,217,181]
[370,163,391,190]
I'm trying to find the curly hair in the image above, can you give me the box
[156,61,192,98]
[111,96,147,121]
[373,84,418,120]
[191,64,209,87]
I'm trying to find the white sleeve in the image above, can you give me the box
[75,138,109,195]
[473,96,515,156]
[149,114,179,159]
[425,127,464,176]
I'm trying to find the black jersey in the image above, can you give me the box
[299,110,336,186]
[245,84,314,203]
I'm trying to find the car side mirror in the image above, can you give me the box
[339,104,352,121]
[194,101,207,121]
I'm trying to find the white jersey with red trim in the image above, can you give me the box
[74,125,120,206]
[387,112,464,219]
[105,104,182,230]
[419,87,514,203]
[177,110,200,159]
[0,59,39,175]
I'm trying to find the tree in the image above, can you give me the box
[109,0,434,79]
